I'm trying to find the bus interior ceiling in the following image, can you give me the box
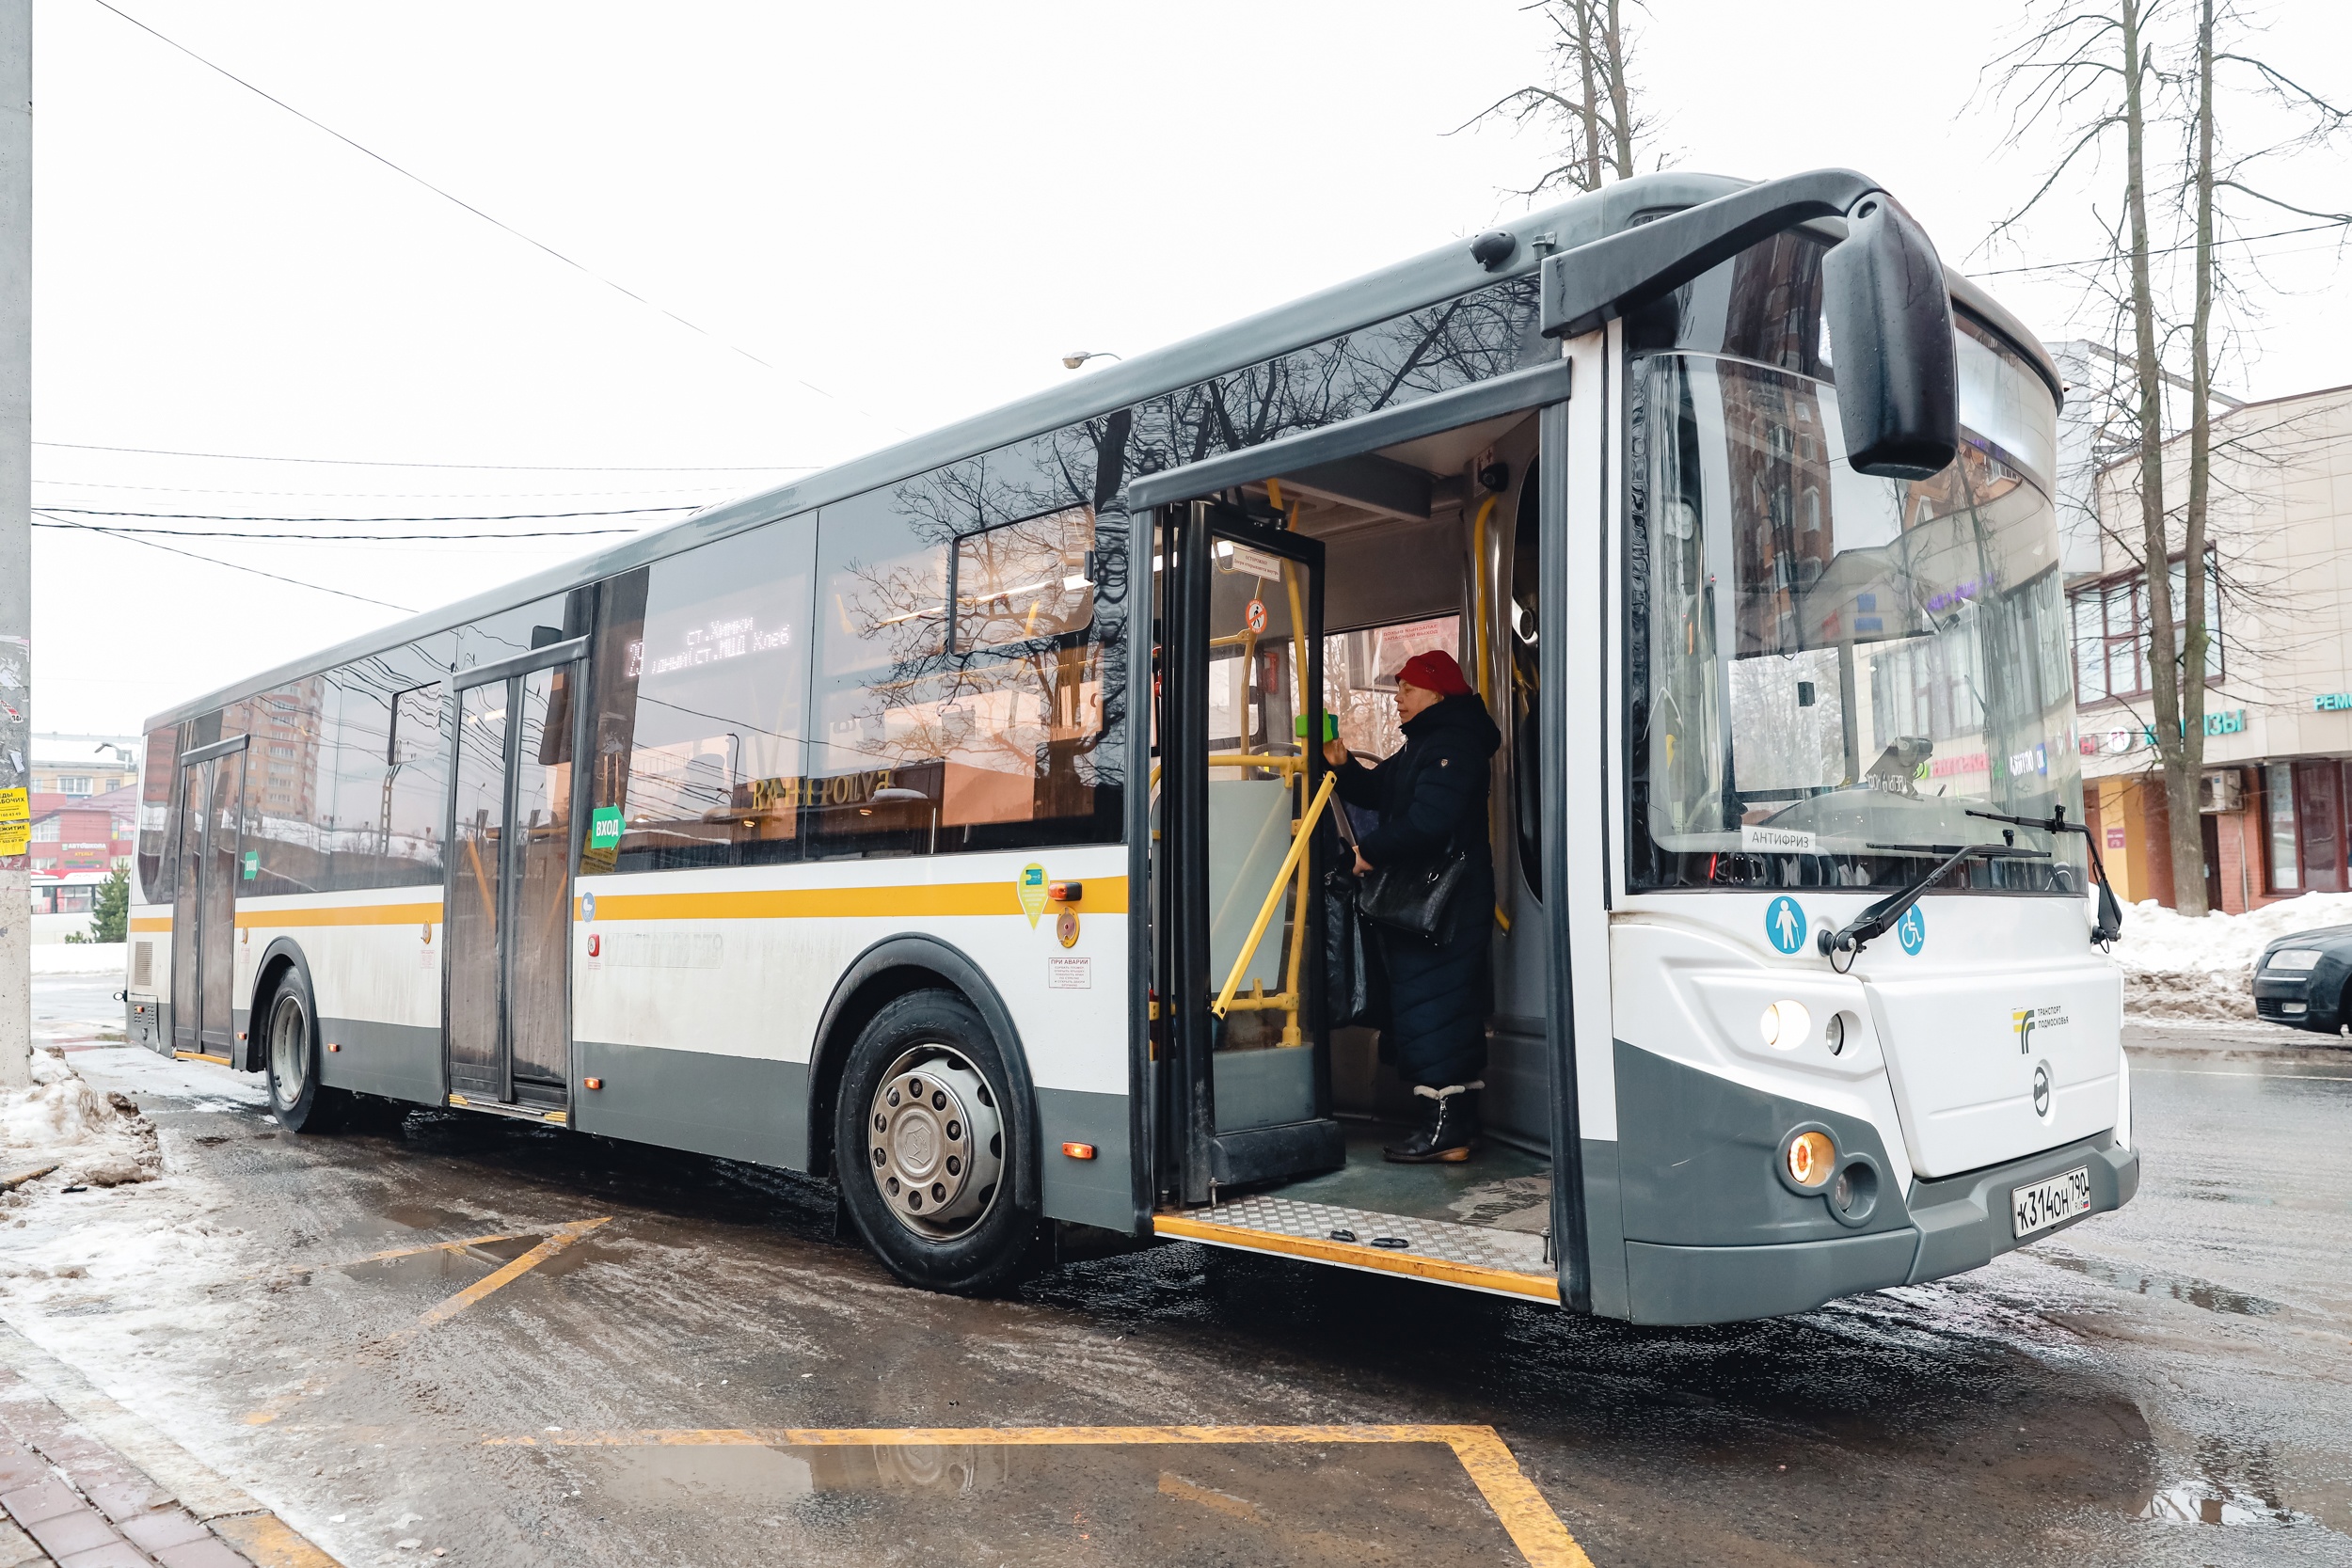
[1184,407,1551,1243]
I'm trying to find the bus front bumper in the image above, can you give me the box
[1620,1132,2137,1325]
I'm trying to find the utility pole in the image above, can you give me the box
[0,0,27,1089]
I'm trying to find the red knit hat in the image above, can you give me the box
[1394,649,1473,698]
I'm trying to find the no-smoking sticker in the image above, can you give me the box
[1244,598,1268,633]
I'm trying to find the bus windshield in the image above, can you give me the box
[1629,346,2084,893]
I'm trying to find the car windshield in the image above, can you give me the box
[1627,341,2084,893]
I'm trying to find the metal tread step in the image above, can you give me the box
[1154,1192,1558,1302]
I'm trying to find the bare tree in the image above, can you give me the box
[1987,0,2348,912]
[1454,0,1652,198]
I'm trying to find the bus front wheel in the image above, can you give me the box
[834,989,1036,1294]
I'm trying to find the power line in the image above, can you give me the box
[32,437,818,473]
[36,503,700,525]
[34,518,644,543]
[84,1,901,429]
[37,515,415,611]
[1968,220,2350,278]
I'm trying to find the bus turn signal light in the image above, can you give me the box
[1061,1141,1096,1160]
[583,1077,603,1090]
[1049,881,1082,904]
[1786,1131,1835,1188]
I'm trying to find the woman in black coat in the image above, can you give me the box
[1323,648,1502,1163]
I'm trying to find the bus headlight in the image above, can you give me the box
[1784,1130,1835,1188]
[1759,999,1812,1050]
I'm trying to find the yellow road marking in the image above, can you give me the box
[172,1051,232,1067]
[486,1423,1586,1566]
[1152,1213,1562,1303]
[418,1219,606,1327]
[210,1512,344,1568]
[1159,1470,1267,1524]
[245,1218,610,1426]
[245,1230,528,1280]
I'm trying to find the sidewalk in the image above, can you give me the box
[0,1329,336,1568]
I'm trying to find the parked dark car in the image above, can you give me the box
[2251,926,2352,1034]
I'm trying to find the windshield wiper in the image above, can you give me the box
[1818,841,2048,969]
[1966,804,2123,945]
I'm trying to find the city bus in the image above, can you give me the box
[124,167,2136,1323]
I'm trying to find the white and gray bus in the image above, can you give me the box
[124,168,2135,1323]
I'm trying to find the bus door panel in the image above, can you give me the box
[1157,501,1343,1203]
[445,645,582,1107]
[168,736,246,1060]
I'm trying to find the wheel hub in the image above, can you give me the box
[866,1048,1003,1238]
[269,993,309,1106]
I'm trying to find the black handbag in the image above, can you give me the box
[1357,847,1471,941]
[1323,860,1388,1028]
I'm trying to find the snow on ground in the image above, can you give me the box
[0,1047,161,1187]
[2107,892,2352,1022]
[30,942,126,976]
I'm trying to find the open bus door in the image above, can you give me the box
[1154,500,1343,1206]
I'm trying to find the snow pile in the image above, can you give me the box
[30,942,127,976]
[0,1048,159,1187]
[2108,893,2352,1022]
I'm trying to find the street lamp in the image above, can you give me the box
[1060,351,1121,371]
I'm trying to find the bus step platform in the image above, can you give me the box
[446,1093,568,1127]
[1153,1193,1557,1302]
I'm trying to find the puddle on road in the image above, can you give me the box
[2139,1482,2301,1527]
[551,1440,1516,1564]
[2039,1253,2282,1316]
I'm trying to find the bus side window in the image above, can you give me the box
[584,516,818,874]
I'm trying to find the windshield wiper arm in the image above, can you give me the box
[1818,842,2048,966]
[1966,804,2122,944]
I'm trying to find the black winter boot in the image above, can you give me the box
[1383,1082,1483,1163]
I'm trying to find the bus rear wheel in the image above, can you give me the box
[262,971,350,1134]
[834,990,1036,1294]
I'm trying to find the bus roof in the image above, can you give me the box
[141,169,2058,734]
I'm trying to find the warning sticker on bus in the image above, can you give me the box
[1047,958,1092,990]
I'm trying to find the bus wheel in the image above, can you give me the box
[262,971,348,1134]
[835,989,1036,1294]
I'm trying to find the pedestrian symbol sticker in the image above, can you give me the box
[1897,904,1927,956]
[242,849,258,880]
[1765,895,1806,955]
[1244,599,1268,634]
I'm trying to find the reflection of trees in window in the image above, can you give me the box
[1122,277,1543,479]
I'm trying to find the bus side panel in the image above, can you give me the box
[240,891,446,1102]
[125,906,170,1054]
[570,847,1133,1229]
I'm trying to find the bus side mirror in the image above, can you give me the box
[1821,196,1958,481]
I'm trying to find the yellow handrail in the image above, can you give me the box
[1212,771,1336,1018]
[1470,493,1496,704]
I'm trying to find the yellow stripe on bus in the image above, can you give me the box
[129,916,171,932]
[579,877,1129,923]
[233,902,443,929]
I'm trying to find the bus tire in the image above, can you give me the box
[834,988,1037,1294]
[262,968,349,1134]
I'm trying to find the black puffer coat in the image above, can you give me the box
[1332,693,1502,1088]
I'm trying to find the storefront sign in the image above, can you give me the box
[2204,708,2246,736]
[2316,692,2352,712]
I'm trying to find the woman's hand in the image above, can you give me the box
[1322,737,1350,767]
[1353,847,1373,875]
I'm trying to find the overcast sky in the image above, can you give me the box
[28,0,2351,737]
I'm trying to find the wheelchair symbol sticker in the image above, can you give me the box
[1897,904,1928,956]
[1765,895,1806,955]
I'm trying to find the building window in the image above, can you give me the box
[2265,762,2300,893]
[58,776,91,796]
[2070,550,2221,706]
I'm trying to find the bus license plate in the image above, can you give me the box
[2011,1166,2093,1239]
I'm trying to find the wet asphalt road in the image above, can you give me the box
[8,977,2351,1567]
